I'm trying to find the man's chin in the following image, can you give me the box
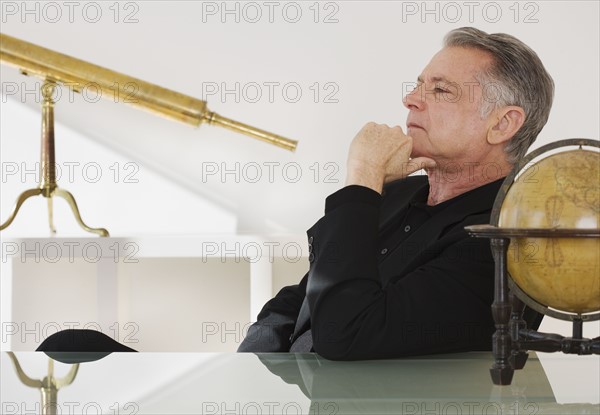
[409,137,426,157]
[410,143,434,161]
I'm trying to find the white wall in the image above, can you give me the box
[0,0,598,406]
[1,1,598,235]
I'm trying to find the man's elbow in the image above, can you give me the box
[311,325,365,361]
[313,339,354,361]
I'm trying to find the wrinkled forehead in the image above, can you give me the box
[419,46,494,85]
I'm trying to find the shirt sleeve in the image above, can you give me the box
[325,185,382,214]
[237,273,308,352]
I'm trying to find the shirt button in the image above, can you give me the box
[381,248,388,255]
[404,225,411,233]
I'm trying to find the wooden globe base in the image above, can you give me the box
[466,229,600,386]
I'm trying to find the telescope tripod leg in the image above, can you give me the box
[53,188,109,237]
[47,196,57,234]
[0,188,44,231]
[7,352,79,415]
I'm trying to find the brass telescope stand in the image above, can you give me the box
[0,81,109,236]
[7,352,79,415]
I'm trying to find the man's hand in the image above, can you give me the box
[345,122,436,193]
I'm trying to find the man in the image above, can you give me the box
[238,27,554,359]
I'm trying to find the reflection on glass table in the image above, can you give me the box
[1,352,599,415]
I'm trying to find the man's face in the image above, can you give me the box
[404,46,496,163]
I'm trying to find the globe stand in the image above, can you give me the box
[466,138,600,386]
[468,226,600,385]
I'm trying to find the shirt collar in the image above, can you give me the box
[410,177,506,216]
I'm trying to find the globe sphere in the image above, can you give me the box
[499,149,599,314]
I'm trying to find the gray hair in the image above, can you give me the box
[444,27,554,164]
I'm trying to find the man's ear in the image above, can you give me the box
[487,106,525,145]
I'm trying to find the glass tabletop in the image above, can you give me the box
[1,351,598,415]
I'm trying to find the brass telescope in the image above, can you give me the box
[0,33,298,151]
[0,33,297,236]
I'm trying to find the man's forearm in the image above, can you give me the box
[237,273,308,352]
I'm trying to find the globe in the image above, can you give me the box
[498,149,599,314]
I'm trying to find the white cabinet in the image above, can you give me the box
[1,236,309,352]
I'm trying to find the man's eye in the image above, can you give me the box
[434,87,449,93]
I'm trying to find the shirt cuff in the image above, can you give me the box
[325,185,382,214]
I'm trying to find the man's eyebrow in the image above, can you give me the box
[417,75,454,84]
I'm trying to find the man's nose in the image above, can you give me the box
[403,85,425,111]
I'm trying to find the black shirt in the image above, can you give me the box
[239,176,541,358]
